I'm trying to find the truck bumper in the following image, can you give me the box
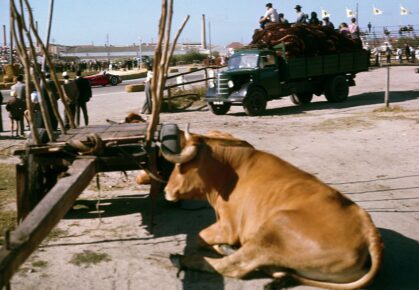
[205,86,248,104]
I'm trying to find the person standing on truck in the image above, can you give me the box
[339,23,351,38]
[348,17,360,39]
[259,3,279,29]
[322,17,335,29]
[308,11,320,25]
[294,5,307,24]
[278,13,289,25]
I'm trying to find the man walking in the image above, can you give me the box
[10,74,26,135]
[75,70,92,126]
[259,3,279,29]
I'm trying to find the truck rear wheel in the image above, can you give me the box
[290,93,313,105]
[243,88,267,116]
[209,102,231,115]
[324,75,349,102]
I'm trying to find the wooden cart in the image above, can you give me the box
[0,122,180,288]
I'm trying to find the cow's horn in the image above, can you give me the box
[161,143,198,164]
[185,123,192,141]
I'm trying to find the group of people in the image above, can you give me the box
[259,3,361,44]
[4,70,92,137]
[258,3,343,31]
[370,43,417,65]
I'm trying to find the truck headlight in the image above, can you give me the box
[227,80,234,88]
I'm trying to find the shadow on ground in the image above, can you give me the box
[64,195,419,290]
[369,228,419,290]
[66,194,225,290]
[230,90,419,117]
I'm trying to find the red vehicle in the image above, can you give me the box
[85,72,122,86]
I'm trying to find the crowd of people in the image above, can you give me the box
[370,43,417,65]
[3,70,92,137]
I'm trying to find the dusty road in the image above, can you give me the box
[1,66,419,290]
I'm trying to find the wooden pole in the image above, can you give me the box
[0,92,3,132]
[11,1,41,144]
[0,158,97,288]
[42,0,54,72]
[9,0,13,64]
[23,0,69,132]
[384,66,390,107]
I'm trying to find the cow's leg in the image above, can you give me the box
[171,242,264,278]
[197,222,238,255]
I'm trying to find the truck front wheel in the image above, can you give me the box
[290,92,313,105]
[209,102,231,115]
[243,88,267,116]
[324,75,349,102]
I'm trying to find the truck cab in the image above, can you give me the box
[206,49,283,116]
[206,48,368,116]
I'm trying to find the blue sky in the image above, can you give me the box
[0,0,418,47]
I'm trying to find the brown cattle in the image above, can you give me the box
[163,131,383,289]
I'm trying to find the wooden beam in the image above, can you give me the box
[0,158,97,288]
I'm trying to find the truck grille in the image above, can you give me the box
[217,73,229,98]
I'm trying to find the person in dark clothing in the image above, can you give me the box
[322,17,335,29]
[62,71,79,129]
[75,70,92,126]
[141,63,153,114]
[309,11,320,25]
[40,73,59,130]
[278,13,289,25]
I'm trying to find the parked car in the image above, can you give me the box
[85,71,122,86]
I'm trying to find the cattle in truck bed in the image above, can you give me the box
[249,23,363,58]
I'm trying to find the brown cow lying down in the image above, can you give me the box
[163,130,383,289]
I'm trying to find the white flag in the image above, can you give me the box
[373,7,383,15]
[321,9,331,18]
[346,8,355,18]
[400,6,409,15]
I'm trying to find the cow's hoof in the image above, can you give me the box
[169,254,183,269]
[213,244,237,256]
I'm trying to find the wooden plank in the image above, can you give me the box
[15,163,27,223]
[0,158,97,288]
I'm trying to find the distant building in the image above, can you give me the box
[52,42,210,61]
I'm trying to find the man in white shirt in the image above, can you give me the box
[259,3,279,29]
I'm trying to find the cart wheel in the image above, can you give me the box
[209,102,231,115]
[243,88,267,116]
[324,75,349,102]
[290,92,313,105]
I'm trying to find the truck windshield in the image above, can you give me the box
[228,54,258,70]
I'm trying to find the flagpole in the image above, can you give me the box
[356,2,359,24]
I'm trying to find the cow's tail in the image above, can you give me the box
[276,210,384,290]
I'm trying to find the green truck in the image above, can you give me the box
[205,48,370,116]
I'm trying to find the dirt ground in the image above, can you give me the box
[1,66,419,290]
